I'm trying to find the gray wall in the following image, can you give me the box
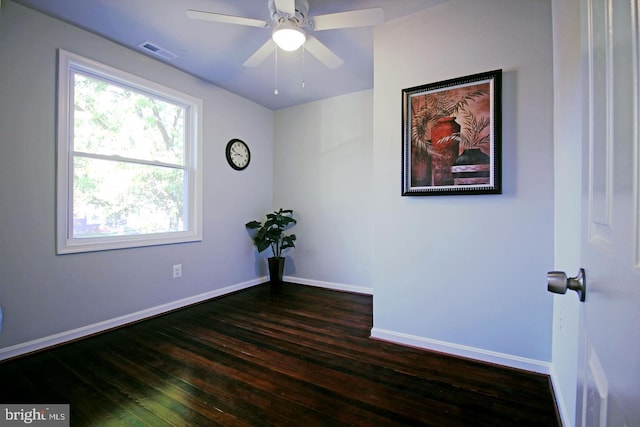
[274,90,374,292]
[0,2,274,353]
[371,0,555,365]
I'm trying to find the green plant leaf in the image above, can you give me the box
[281,234,297,251]
[245,209,297,258]
[266,228,283,240]
[255,239,271,253]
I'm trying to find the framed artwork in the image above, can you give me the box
[402,69,502,196]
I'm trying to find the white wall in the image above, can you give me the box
[371,0,555,367]
[550,0,582,424]
[0,2,274,355]
[273,90,374,293]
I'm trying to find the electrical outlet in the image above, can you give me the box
[172,264,182,278]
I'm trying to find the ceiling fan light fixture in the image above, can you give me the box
[272,22,306,51]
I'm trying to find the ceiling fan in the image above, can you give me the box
[187,0,385,70]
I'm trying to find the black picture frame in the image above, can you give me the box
[402,69,502,196]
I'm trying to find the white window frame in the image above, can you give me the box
[56,49,203,254]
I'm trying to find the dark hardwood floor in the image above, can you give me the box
[0,282,560,426]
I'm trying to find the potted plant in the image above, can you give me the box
[245,208,297,285]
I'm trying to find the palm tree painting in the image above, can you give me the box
[402,70,502,196]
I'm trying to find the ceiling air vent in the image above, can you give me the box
[138,41,178,60]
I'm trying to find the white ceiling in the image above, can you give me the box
[12,0,443,110]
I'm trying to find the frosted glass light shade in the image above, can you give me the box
[272,23,306,51]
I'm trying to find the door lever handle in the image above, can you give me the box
[547,268,586,302]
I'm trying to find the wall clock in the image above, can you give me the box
[225,138,250,171]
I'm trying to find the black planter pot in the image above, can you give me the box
[268,257,285,289]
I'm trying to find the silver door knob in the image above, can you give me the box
[547,268,586,302]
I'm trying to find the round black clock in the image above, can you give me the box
[225,138,250,170]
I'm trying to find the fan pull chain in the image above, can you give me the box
[301,45,306,89]
[274,47,279,95]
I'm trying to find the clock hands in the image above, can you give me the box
[231,147,246,156]
[231,148,247,160]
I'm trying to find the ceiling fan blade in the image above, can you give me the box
[187,9,268,28]
[243,39,277,67]
[311,8,385,31]
[274,0,296,17]
[304,36,344,69]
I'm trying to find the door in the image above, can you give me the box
[551,0,640,425]
[575,0,640,425]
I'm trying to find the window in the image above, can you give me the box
[56,50,202,254]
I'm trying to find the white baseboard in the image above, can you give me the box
[370,326,552,375]
[0,277,265,362]
[284,276,373,295]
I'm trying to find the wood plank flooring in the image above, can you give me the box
[0,282,560,426]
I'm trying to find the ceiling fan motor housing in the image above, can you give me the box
[269,0,309,27]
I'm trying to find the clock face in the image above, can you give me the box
[225,139,250,170]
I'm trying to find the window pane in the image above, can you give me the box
[73,157,186,238]
[73,73,185,165]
